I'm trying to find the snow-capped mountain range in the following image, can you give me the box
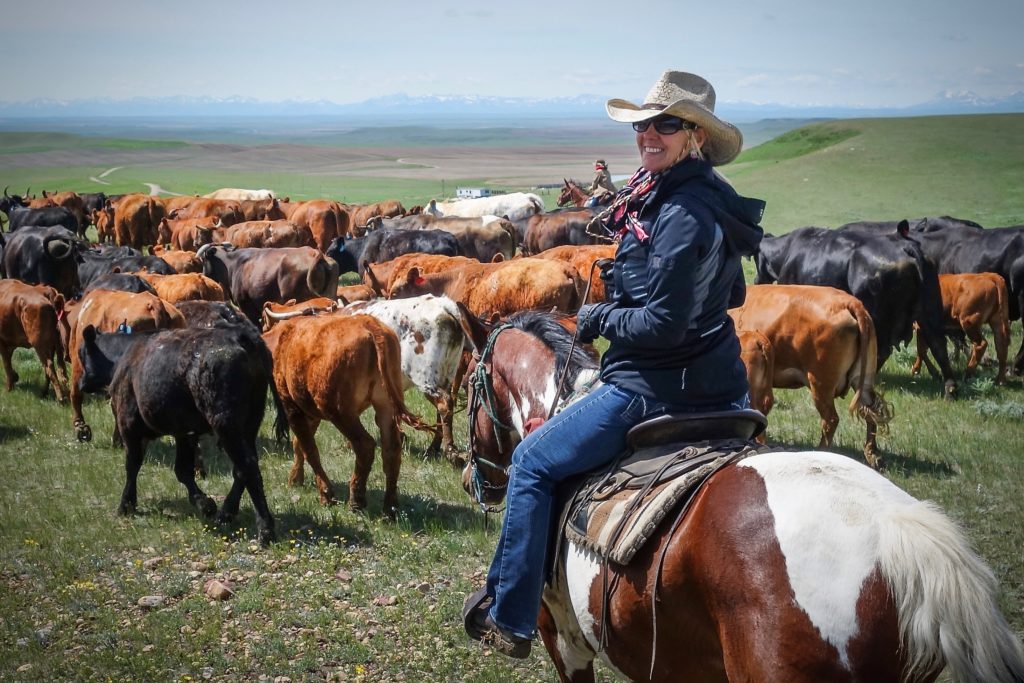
[0,91,1021,120]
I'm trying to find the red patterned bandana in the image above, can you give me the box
[598,167,661,243]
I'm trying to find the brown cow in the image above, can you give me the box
[730,284,892,469]
[348,199,406,231]
[167,198,244,226]
[533,244,617,303]
[523,208,601,255]
[913,272,1011,385]
[91,206,116,244]
[67,289,186,441]
[150,246,202,273]
[113,194,166,251]
[0,281,70,401]
[138,272,226,303]
[237,197,287,222]
[264,313,427,516]
[337,284,378,304]
[214,220,314,249]
[388,257,582,319]
[155,216,217,251]
[276,199,350,251]
[362,254,479,297]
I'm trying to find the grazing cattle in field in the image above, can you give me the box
[362,254,479,297]
[756,222,958,396]
[523,208,601,254]
[2,226,83,298]
[276,199,350,251]
[730,284,892,468]
[202,188,275,201]
[326,229,462,275]
[151,246,202,273]
[263,314,429,516]
[77,247,174,290]
[137,272,226,304]
[348,199,406,231]
[0,280,70,401]
[67,289,186,441]
[196,244,339,323]
[914,272,1011,384]
[113,194,166,251]
[214,220,314,249]
[167,198,244,226]
[389,257,582,319]
[155,216,217,251]
[76,323,282,543]
[533,244,617,302]
[344,296,466,458]
[911,216,1024,374]
[425,192,544,224]
[736,329,775,420]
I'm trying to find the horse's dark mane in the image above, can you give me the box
[506,310,598,394]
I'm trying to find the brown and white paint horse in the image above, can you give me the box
[459,308,1024,683]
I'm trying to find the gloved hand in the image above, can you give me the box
[576,303,611,343]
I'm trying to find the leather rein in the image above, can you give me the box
[466,322,515,514]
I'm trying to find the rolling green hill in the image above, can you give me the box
[726,113,1024,232]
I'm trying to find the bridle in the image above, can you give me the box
[466,322,515,514]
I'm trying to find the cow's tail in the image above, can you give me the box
[847,300,893,433]
[875,498,1024,683]
[990,273,1012,348]
[368,324,433,435]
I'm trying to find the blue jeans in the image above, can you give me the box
[485,382,749,637]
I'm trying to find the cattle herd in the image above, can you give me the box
[0,184,1021,541]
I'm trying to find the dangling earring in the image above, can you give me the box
[688,133,704,160]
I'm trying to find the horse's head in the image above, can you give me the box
[557,179,574,207]
[457,304,599,509]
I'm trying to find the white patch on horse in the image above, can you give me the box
[741,450,915,669]
[563,542,631,680]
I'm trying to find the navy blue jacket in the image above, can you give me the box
[580,158,764,407]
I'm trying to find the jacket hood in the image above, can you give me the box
[659,159,765,257]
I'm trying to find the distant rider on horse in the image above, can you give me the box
[586,159,617,207]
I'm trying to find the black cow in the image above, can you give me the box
[79,192,109,225]
[326,228,462,275]
[2,226,83,298]
[196,243,339,323]
[83,272,158,295]
[6,204,78,234]
[756,221,958,396]
[175,300,255,331]
[911,216,1024,374]
[76,323,284,544]
[78,247,175,290]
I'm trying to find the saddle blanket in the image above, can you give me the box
[565,439,758,566]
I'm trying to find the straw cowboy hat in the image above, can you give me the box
[606,70,743,166]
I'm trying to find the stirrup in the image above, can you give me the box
[462,587,492,641]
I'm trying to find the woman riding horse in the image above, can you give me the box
[463,69,765,658]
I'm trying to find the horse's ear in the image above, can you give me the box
[455,301,491,353]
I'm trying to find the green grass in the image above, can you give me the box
[1,115,1023,680]
[0,132,187,155]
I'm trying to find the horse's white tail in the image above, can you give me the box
[877,500,1024,682]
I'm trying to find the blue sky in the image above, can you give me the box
[3,0,1022,107]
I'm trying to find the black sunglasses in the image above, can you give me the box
[632,116,696,135]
